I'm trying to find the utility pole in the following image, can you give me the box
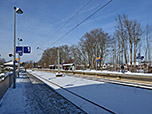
[58,48,60,73]
[56,48,62,77]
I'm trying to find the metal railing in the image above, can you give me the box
[0,72,13,100]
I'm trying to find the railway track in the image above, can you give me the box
[67,74,152,90]
[30,73,116,114]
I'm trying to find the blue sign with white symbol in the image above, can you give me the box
[96,56,100,63]
[96,59,100,63]
[136,53,144,60]
[16,46,31,54]
[19,52,23,56]
[24,46,31,53]
[16,46,23,53]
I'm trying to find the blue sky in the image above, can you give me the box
[0,0,152,62]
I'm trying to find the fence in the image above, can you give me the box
[0,73,13,100]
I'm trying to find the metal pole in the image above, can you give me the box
[18,40,20,77]
[96,61,98,70]
[57,48,60,74]
[13,7,16,88]
[139,42,141,73]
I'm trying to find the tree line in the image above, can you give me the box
[36,14,151,70]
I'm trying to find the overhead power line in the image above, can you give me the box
[37,0,92,48]
[47,0,112,48]
[37,0,112,55]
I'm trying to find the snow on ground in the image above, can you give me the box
[41,68,152,76]
[29,70,152,114]
[77,69,152,76]
[0,72,86,114]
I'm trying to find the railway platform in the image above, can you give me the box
[0,72,86,114]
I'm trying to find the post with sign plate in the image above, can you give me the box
[96,57,100,70]
[18,38,23,77]
[16,46,31,75]
[16,46,23,77]
[136,53,144,72]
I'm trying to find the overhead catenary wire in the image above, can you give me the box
[37,0,92,48]
[37,0,112,59]
[46,0,112,48]
[37,47,51,57]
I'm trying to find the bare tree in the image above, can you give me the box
[60,45,72,63]
[115,14,142,71]
[38,47,57,67]
[145,25,151,63]
[123,15,142,67]
[115,15,128,65]
[79,28,112,69]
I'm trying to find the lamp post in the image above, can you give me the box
[17,38,23,77]
[13,7,23,88]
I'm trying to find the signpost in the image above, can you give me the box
[96,57,100,70]
[61,60,65,65]
[96,57,100,62]
[136,53,144,72]
[15,46,31,76]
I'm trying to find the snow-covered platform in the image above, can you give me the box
[29,70,152,114]
[0,72,85,114]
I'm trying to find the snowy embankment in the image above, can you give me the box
[28,70,152,114]
[70,69,152,77]
[88,70,152,76]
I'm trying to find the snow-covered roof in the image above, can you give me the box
[4,61,18,66]
[62,63,74,66]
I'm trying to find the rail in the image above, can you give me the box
[36,69,152,83]
[30,72,116,114]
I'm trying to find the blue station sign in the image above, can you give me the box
[136,53,144,60]
[16,46,31,54]
[16,46,23,53]
[24,46,31,53]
